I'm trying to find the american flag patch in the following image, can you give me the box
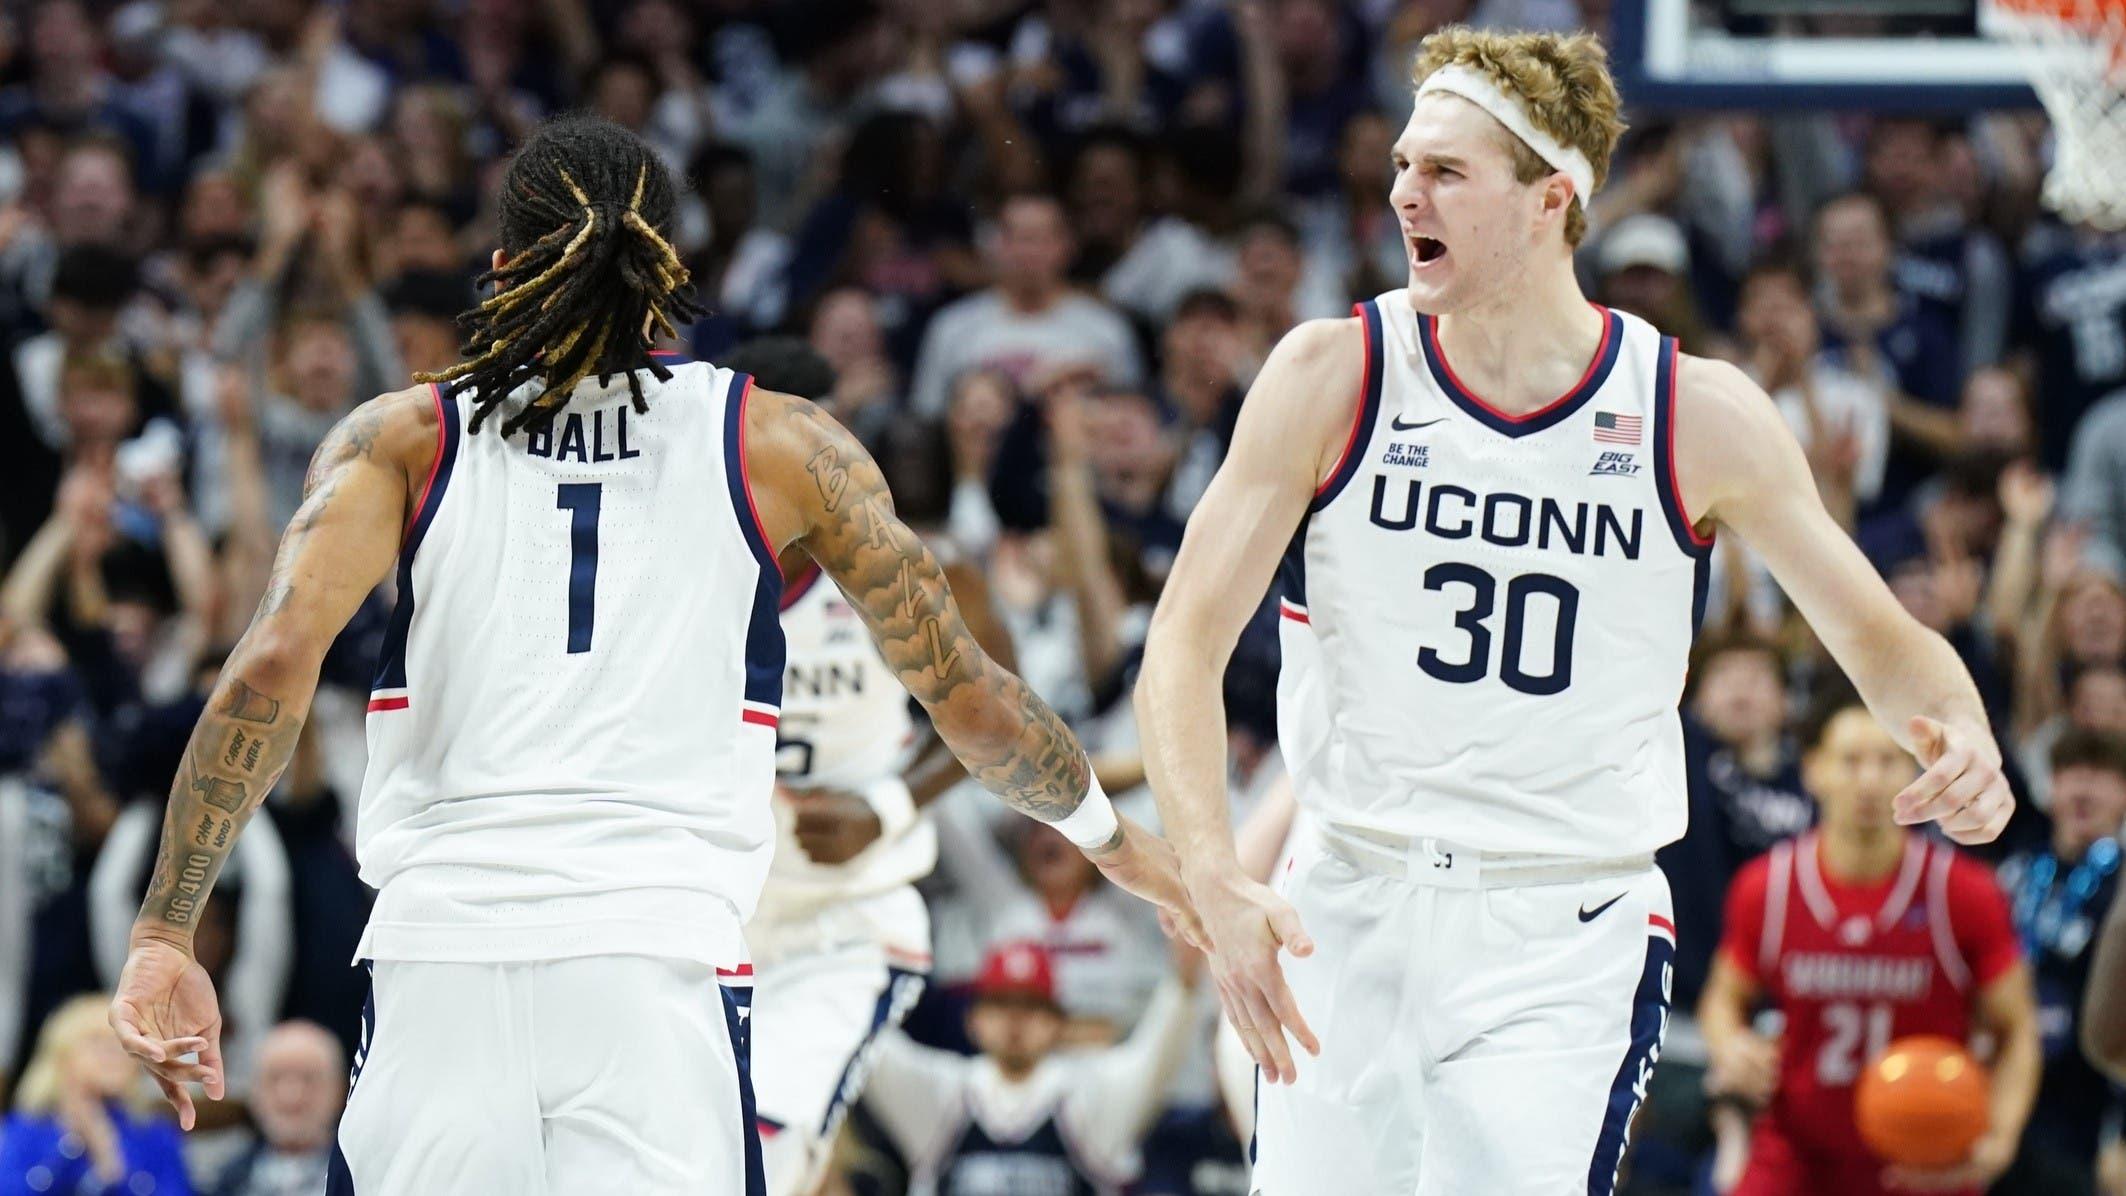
[1593,411,1642,444]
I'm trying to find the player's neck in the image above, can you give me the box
[1430,259,1602,416]
[1818,825,1907,883]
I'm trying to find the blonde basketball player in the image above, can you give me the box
[103,116,1199,1195]
[1136,30,2014,1195]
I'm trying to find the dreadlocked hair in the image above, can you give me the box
[416,115,703,436]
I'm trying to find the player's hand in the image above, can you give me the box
[1882,1127,2015,1191]
[1894,717,2013,844]
[1704,1028,1779,1108]
[1084,816,1209,952]
[1188,863,1319,1085]
[108,936,225,1130]
[785,787,884,864]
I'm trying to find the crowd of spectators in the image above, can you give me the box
[0,0,2123,1193]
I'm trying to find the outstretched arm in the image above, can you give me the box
[1135,317,1358,1083]
[1676,356,2011,844]
[744,385,1202,939]
[110,387,432,1127]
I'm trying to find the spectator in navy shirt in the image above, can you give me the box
[1662,630,1812,1010]
[1813,191,1964,505]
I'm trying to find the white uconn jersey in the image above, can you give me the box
[354,357,784,966]
[753,565,936,919]
[1277,294,1709,859]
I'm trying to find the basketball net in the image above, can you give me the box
[1986,0,2126,229]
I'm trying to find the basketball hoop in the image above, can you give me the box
[1985,0,2126,229]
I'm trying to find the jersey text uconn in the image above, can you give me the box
[1366,474,1644,560]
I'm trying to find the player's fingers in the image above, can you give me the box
[1921,764,1995,831]
[1267,902,1314,958]
[1893,749,1972,823]
[1218,981,1275,1081]
[109,1015,168,1064]
[1955,774,2014,835]
[1259,967,1318,1056]
[198,1031,226,1102]
[1240,984,1296,1082]
[154,1073,196,1131]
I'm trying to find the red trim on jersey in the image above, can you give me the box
[1660,339,1714,549]
[1648,913,1675,937]
[1279,599,1310,624]
[779,561,822,611]
[740,708,778,728]
[366,695,409,712]
[404,382,449,539]
[734,376,775,556]
[717,963,755,978]
[1312,309,1373,500]
[1423,304,1614,425]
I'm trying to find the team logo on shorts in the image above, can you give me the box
[1590,450,1641,477]
[1382,442,1429,468]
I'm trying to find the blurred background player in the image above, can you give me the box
[720,336,1017,1196]
[1699,691,2039,1195]
[1139,25,2014,1196]
[859,939,1201,1196]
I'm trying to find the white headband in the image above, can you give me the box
[1414,64,1595,205]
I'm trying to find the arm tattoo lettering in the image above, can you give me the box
[788,397,1092,826]
[806,447,849,512]
[137,670,306,933]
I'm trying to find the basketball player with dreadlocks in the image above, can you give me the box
[103,116,1202,1194]
[1135,28,2014,1193]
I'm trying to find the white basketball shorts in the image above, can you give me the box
[1251,827,1675,1196]
[751,889,929,1196]
[327,955,762,1194]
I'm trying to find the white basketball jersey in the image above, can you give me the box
[354,358,784,967]
[750,564,936,930]
[1277,294,1708,859]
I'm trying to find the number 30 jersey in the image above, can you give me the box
[354,360,784,968]
[1276,294,1705,859]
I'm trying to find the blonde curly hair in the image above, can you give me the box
[1412,28,1627,247]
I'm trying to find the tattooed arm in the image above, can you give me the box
[745,386,1203,938]
[110,386,435,1128]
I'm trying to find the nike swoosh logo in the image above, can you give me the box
[1390,416,1447,431]
[1578,893,1626,923]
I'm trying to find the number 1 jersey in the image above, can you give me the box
[1277,295,1705,858]
[353,361,784,967]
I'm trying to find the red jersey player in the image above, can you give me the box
[1699,694,2040,1195]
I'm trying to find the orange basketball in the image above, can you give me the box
[1854,1036,1990,1167]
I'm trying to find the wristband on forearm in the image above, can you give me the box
[1050,773,1119,849]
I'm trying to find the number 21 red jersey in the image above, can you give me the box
[1716,831,2020,1184]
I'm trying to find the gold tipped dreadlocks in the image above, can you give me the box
[417,163,699,437]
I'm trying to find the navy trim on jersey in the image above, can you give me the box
[1418,307,1622,438]
[1309,301,1385,512]
[721,982,767,1196]
[1277,512,1311,609]
[325,963,376,1195]
[1586,931,1673,1196]
[1650,337,1714,559]
[369,385,462,707]
[723,372,786,711]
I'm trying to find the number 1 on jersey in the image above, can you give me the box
[556,482,601,653]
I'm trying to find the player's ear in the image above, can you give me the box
[1541,175,1574,227]
[493,248,508,271]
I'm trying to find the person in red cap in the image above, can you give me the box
[860,939,1203,1194]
